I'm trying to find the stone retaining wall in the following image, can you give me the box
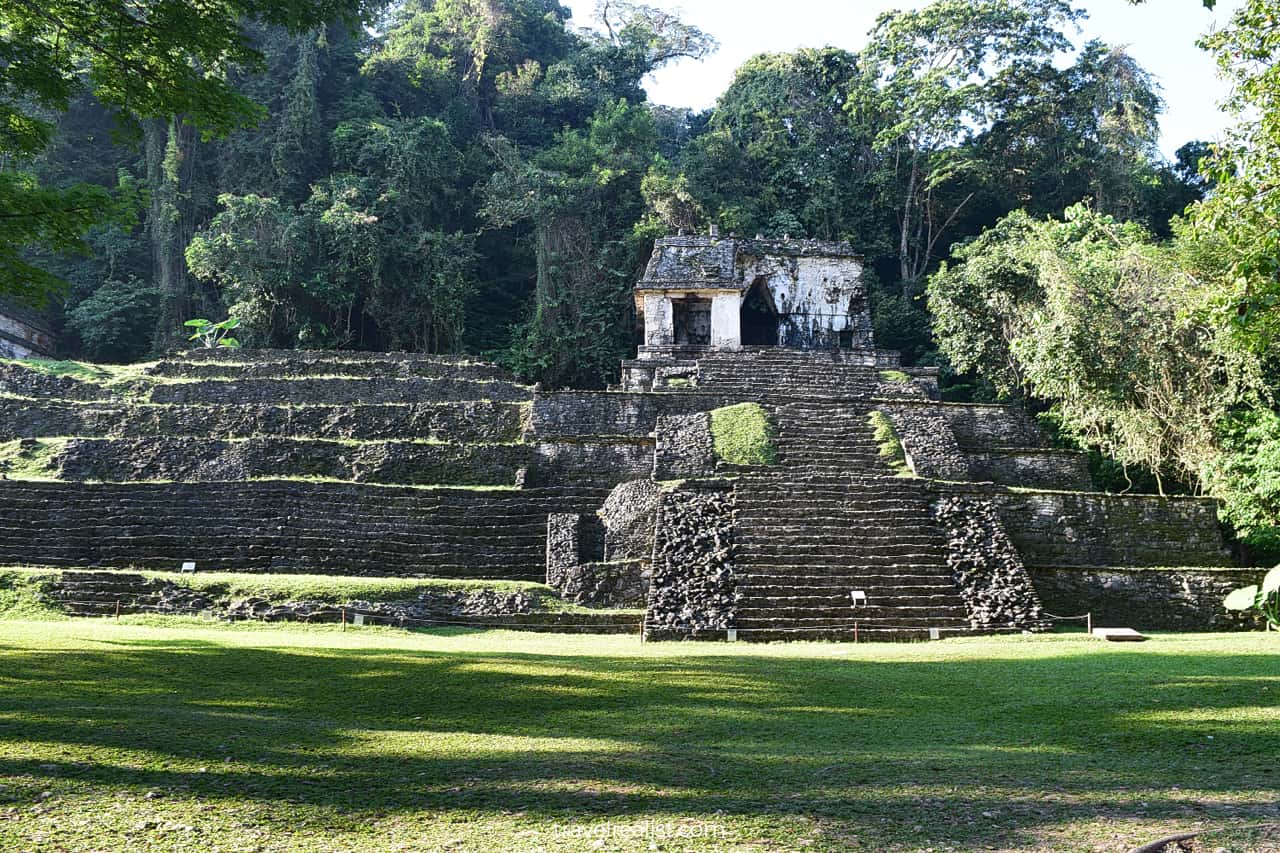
[932,495,1045,630]
[0,480,604,579]
[1029,566,1265,630]
[0,364,116,401]
[148,358,514,381]
[653,412,714,479]
[600,480,660,562]
[53,437,531,486]
[882,406,971,480]
[0,399,528,443]
[151,376,531,405]
[941,486,1233,568]
[940,403,1044,448]
[964,449,1092,490]
[531,391,731,438]
[531,438,654,486]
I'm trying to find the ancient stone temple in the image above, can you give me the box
[0,298,55,359]
[0,230,1261,637]
[625,229,874,390]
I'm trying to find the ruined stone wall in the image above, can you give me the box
[932,496,1045,630]
[963,450,1092,490]
[645,482,735,640]
[1029,566,1265,631]
[653,412,715,479]
[531,439,655,486]
[0,480,604,579]
[738,254,871,349]
[0,363,115,401]
[530,391,732,437]
[942,486,1233,568]
[882,406,971,480]
[940,403,1044,448]
[0,299,55,359]
[148,357,513,381]
[152,376,531,405]
[50,437,529,486]
[600,480,661,562]
[545,512,642,608]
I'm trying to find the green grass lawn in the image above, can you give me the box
[0,620,1277,852]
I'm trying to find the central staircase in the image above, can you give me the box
[694,348,880,398]
[727,385,973,640]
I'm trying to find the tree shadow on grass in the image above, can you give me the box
[1,633,1278,848]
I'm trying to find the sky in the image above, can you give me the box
[560,0,1243,160]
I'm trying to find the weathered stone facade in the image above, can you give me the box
[932,496,1046,630]
[1029,566,1265,631]
[881,405,972,480]
[653,412,715,479]
[645,483,736,640]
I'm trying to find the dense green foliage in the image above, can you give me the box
[11,0,1201,384]
[0,0,371,302]
[924,0,1280,560]
[708,402,776,466]
[1,619,1278,850]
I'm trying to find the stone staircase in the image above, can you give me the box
[731,398,973,640]
[695,348,880,399]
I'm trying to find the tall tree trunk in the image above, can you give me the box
[147,117,199,351]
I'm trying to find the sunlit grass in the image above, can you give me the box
[0,620,1277,851]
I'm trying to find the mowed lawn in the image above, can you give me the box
[0,621,1277,852]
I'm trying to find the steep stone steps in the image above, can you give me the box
[692,350,881,399]
[728,394,974,640]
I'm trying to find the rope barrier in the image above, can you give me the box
[1041,610,1092,633]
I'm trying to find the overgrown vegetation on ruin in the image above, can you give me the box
[869,410,912,477]
[709,403,776,466]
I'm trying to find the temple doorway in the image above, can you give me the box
[672,297,712,346]
[741,278,779,346]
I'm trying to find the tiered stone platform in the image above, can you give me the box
[0,350,615,581]
[0,343,1258,638]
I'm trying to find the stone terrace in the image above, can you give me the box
[0,350,620,580]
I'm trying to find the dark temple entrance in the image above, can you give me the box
[741,278,779,346]
[672,297,711,346]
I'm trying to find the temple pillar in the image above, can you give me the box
[643,295,674,347]
[710,293,742,349]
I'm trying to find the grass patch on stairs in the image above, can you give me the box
[868,410,913,477]
[0,569,67,620]
[0,438,65,480]
[709,402,777,466]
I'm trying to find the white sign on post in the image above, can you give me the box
[181,561,196,573]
